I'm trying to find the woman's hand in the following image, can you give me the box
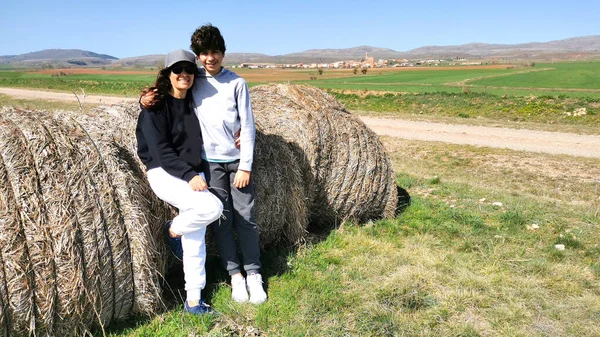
[188,175,208,191]
[233,170,251,189]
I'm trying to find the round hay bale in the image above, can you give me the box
[251,84,398,228]
[0,115,37,336]
[44,113,117,327]
[0,106,169,335]
[253,131,308,246]
[3,110,92,335]
[51,111,135,322]
[73,107,172,315]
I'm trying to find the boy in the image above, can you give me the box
[190,24,267,304]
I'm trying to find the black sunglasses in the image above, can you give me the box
[171,64,197,75]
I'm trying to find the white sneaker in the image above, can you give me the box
[246,273,267,304]
[231,274,249,303]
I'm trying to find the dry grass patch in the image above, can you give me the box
[381,136,600,209]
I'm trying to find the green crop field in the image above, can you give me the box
[304,61,600,99]
[0,70,155,96]
[469,62,600,90]
[1,61,598,98]
[314,68,521,85]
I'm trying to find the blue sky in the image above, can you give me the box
[1,0,597,58]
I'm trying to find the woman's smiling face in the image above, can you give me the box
[169,61,196,93]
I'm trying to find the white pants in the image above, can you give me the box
[146,167,223,301]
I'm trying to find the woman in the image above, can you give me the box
[135,49,223,315]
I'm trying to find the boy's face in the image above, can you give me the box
[198,50,224,76]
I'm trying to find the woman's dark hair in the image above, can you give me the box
[190,23,226,55]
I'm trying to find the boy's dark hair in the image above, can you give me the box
[190,23,226,56]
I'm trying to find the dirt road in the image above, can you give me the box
[0,87,137,105]
[361,116,600,159]
[2,87,600,159]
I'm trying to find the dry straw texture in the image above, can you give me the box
[0,106,171,336]
[252,132,308,246]
[0,84,398,336]
[251,84,398,229]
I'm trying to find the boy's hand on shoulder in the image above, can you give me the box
[140,88,158,109]
[189,175,208,191]
[234,170,251,189]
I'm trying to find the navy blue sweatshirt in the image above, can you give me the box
[136,94,203,183]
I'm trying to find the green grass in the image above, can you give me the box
[5,62,599,130]
[94,141,600,336]
[329,91,600,129]
[97,190,600,336]
[470,62,600,90]
[300,61,600,99]
[0,70,154,96]
[311,68,522,85]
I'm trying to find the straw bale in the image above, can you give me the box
[0,145,33,336]
[0,244,8,337]
[73,108,169,315]
[251,84,398,228]
[0,113,51,336]
[4,110,95,335]
[0,106,160,335]
[42,113,114,328]
[253,132,308,246]
[52,112,135,321]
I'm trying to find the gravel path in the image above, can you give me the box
[360,116,600,159]
[2,87,600,159]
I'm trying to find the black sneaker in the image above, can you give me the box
[165,221,183,261]
[185,299,215,315]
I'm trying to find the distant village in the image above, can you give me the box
[231,52,482,69]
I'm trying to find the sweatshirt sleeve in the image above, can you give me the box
[140,108,198,182]
[236,81,256,171]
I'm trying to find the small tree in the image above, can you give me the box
[353,67,358,75]
[361,68,368,75]
[318,68,323,75]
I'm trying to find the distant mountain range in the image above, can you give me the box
[0,49,118,67]
[1,36,599,68]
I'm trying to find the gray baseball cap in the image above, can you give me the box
[165,49,197,68]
